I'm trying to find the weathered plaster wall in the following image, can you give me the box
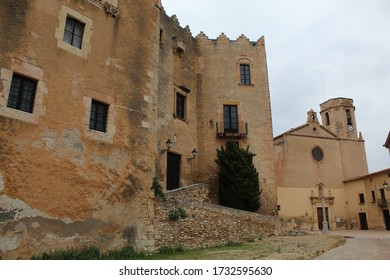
[0,0,160,259]
[155,184,284,249]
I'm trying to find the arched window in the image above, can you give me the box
[346,109,352,125]
[325,112,330,126]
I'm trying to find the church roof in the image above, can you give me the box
[274,122,339,141]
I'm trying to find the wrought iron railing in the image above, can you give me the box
[377,198,389,209]
[216,122,248,138]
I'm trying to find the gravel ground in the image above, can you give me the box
[259,234,346,260]
[315,230,390,260]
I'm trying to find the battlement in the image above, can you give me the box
[196,31,265,47]
[162,9,264,48]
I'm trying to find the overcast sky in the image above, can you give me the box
[162,0,390,173]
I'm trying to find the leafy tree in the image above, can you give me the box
[215,143,260,212]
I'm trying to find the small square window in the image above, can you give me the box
[240,64,251,85]
[63,17,85,49]
[89,99,109,132]
[7,73,37,113]
[176,93,185,120]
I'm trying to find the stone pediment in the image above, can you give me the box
[275,123,339,140]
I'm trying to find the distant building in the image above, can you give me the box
[344,168,390,231]
[275,97,390,231]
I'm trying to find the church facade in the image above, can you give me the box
[275,97,389,231]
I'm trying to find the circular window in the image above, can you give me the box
[312,146,324,162]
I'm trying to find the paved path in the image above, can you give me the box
[315,230,390,260]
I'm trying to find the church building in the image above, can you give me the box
[275,97,389,231]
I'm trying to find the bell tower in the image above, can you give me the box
[319,97,358,139]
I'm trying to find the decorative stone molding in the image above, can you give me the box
[103,1,120,18]
[172,36,185,57]
[310,195,335,206]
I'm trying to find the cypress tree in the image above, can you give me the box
[215,143,260,212]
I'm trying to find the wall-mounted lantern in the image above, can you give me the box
[187,148,198,163]
[161,139,173,154]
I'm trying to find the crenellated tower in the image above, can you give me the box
[195,32,277,215]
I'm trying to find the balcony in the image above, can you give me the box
[377,198,389,209]
[216,122,248,138]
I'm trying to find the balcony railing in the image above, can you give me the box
[216,122,248,138]
[377,198,389,209]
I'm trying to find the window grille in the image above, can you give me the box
[89,99,109,132]
[7,73,37,113]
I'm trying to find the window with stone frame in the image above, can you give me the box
[240,64,251,85]
[89,99,109,132]
[175,92,186,120]
[63,17,85,49]
[7,73,37,113]
[55,5,93,58]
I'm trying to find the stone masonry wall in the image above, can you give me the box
[155,184,284,249]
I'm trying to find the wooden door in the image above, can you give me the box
[383,210,390,231]
[167,152,180,190]
[358,212,368,230]
[317,207,329,230]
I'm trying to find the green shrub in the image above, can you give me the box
[32,246,100,260]
[157,246,185,255]
[168,210,180,221]
[103,246,144,260]
[215,144,260,212]
[178,207,187,219]
[168,207,187,221]
[226,241,243,247]
[151,176,165,199]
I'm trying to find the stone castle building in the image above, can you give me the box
[0,0,277,258]
[1,0,387,259]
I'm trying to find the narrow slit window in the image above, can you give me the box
[176,93,185,120]
[359,193,365,204]
[371,190,376,202]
